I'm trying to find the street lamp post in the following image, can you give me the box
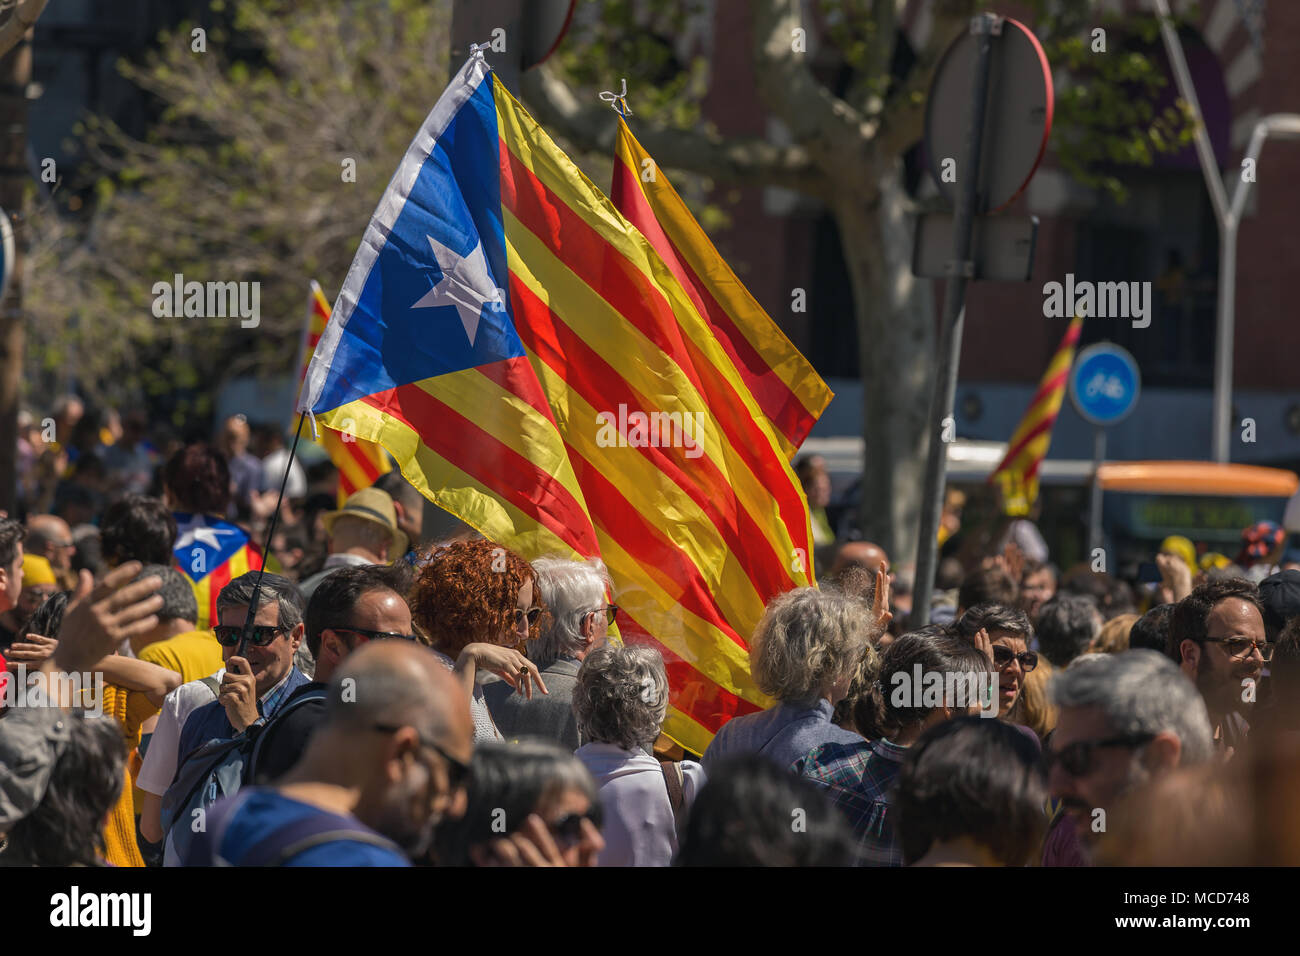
[1153,0,1300,462]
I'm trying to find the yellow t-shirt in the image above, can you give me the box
[95,682,162,868]
[138,630,224,685]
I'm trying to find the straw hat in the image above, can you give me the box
[321,487,409,557]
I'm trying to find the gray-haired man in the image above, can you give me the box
[485,557,613,750]
[1044,649,1213,864]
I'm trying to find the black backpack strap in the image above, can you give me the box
[239,809,404,866]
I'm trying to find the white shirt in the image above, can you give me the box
[575,742,705,867]
[136,668,226,796]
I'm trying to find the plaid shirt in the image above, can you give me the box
[794,738,909,867]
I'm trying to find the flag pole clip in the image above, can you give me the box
[599,78,633,117]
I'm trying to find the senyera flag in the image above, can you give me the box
[989,314,1084,516]
[173,512,263,632]
[610,118,832,458]
[296,281,392,506]
[299,50,823,755]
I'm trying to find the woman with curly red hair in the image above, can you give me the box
[410,539,549,741]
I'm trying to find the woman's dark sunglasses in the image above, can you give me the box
[992,645,1038,673]
[213,624,286,648]
[1045,733,1155,777]
[514,607,543,628]
[551,809,602,844]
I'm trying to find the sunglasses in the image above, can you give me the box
[371,723,471,789]
[331,626,419,643]
[514,607,542,628]
[213,624,286,648]
[1045,733,1155,777]
[992,645,1038,672]
[1204,637,1273,662]
[591,604,619,626]
[550,809,602,844]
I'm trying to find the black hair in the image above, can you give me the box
[100,495,178,568]
[1035,594,1102,668]
[2,717,125,866]
[431,740,600,867]
[0,518,25,569]
[855,626,993,740]
[1129,603,1176,657]
[303,564,409,658]
[675,754,853,866]
[958,566,1017,611]
[1168,578,1264,664]
[163,443,230,516]
[895,716,1047,866]
[17,591,71,642]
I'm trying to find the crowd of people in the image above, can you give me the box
[2,401,1300,867]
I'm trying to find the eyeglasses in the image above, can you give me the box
[591,604,619,626]
[550,809,602,845]
[992,645,1038,673]
[1204,637,1273,661]
[330,626,419,643]
[1045,733,1155,778]
[514,607,542,628]
[213,624,287,647]
[371,723,471,790]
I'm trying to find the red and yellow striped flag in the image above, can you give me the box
[299,55,823,755]
[611,119,832,457]
[989,315,1084,515]
[298,281,392,505]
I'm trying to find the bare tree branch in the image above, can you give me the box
[519,62,825,197]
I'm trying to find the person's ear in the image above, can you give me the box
[290,622,305,650]
[321,628,345,660]
[1180,639,1201,670]
[580,612,597,645]
[1143,732,1182,772]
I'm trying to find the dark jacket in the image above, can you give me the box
[483,657,582,750]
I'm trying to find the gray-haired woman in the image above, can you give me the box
[702,581,888,773]
[573,643,704,866]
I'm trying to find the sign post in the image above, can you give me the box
[910,15,1053,624]
[1069,342,1141,557]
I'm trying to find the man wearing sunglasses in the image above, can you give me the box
[248,565,416,784]
[485,556,614,751]
[174,572,309,769]
[1169,578,1269,756]
[1044,650,1213,865]
[185,640,475,866]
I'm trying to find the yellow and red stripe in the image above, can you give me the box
[989,315,1084,516]
[189,542,261,632]
[611,119,832,457]
[299,282,392,505]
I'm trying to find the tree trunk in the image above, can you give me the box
[834,158,935,570]
[0,25,31,513]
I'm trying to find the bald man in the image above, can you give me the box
[185,641,474,866]
[828,540,891,580]
[25,514,76,589]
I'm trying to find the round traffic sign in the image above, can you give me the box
[924,17,1054,213]
[1070,343,1141,426]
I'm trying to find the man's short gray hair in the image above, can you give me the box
[751,587,873,703]
[573,643,668,751]
[216,571,304,632]
[1036,594,1103,668]
[138,564,198,625]
[530,556,613,666]
[1050,649,1214,765]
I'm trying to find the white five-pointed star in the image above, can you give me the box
[410,234,501,347]
[176,516,236,552]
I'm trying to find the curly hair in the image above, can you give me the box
[573,643,669,750]
[409,539,541,655]
[751,587,875,703]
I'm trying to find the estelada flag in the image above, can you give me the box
[610,117,831,457]
[989,315,1084,516]
[173,512,263,631]
[298,51,821,754]
[297,282,392,506]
